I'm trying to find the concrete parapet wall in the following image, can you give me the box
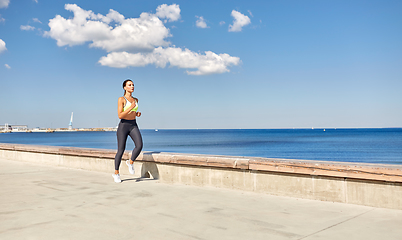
[1,143,401,210]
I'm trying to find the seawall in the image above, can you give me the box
[1,143,401,210]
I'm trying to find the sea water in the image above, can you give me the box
[0,128,401,164]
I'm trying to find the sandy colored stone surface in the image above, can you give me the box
[1,158,402,240]
[2,143,402,183]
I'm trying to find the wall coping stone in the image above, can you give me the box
[1,143,401,183]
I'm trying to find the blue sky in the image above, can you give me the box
[0,0,401,129]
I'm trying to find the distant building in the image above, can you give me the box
[1,124,28,132]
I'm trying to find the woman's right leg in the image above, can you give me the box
[114,121,129,173]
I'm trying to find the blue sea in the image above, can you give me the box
[1,128,401,165]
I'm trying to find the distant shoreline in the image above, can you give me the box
[1,127,401,133]
[0,127,117,133]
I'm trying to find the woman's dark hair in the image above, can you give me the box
[123,79,133,95]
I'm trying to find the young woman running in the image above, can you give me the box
[112,79,143,183]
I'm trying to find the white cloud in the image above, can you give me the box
[155,4,181,23]
[0,39,6,53]
[0,0,9,9]
[45,4,171,52]
[228,10,251,32]
[33,0,38,3]
[20,25,36,31]
[195,16,208,29]
[33,18,42,24]
[5,63,10,69]
[219,21,225,26]
[0,15,5,23]
[248,10,253,17]
[99,47,240,75]
[45,4,240,75]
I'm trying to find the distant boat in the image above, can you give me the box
[155,129,159,132]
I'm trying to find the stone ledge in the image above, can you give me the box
[1,143,401,183]
[140,152,249,170]
[249,158,402,183]
[0,143,129,160]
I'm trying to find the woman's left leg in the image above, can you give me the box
[129,125,143,162]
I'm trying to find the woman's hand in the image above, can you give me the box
[136,111,141,117]
[129,99,137,111]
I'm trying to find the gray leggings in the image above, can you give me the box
[114,119,143,171]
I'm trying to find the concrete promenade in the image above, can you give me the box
[1,158,402,240]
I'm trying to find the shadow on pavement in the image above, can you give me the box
[121,177,158,183]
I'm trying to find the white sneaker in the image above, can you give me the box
[112,174,121,183]
[126,160,135,175]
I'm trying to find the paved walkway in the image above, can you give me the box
[1,158,402,240]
